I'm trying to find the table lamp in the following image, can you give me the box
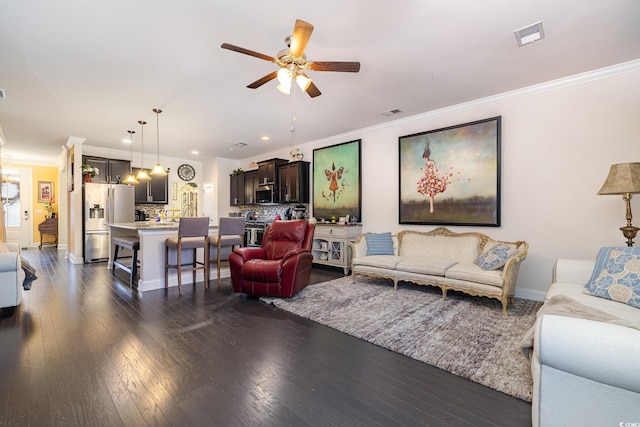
[598,162,640,246]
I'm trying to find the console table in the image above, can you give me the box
[38,217,58,249]
[312,223,362,275]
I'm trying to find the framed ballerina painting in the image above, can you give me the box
[313,139,362,223]
[398,116,501,226]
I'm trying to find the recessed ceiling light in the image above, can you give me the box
[261,136,270,141]
[191,150,199,155]
[122,138,131,144]
[514,21,545,47]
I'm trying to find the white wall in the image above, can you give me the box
[202,157,241,223]
[230,62,640,299]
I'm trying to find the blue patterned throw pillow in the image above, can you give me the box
[584,247,640,308]
[475,243,518,270]
[365,232,394,256]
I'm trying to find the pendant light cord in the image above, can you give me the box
[153,108,161,164]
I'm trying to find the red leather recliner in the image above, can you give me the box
[229,219,315,297]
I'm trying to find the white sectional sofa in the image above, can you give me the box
[529,257,640,427]
[0,241,25,315]
[349,227,528,315]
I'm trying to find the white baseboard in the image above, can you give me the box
[67,252,84,264]
[138,268,231,292]
[515,287,545,301]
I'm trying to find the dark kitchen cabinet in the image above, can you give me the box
[243,170,258,205]
[82,156,130,184]
[257,158,288,187]
[230,173,245,206]
[279,161,310,203]
[132,168,168,204]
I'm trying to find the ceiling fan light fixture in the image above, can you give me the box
[277,68,292,85]
[295,73,312,91]
[221,19,359,98]
[277,82,291,95]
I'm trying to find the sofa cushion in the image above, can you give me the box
[475,243,519,270]
[396,258,457,276]
[546,282,640,324]
[398,233,481,263]
[353,255,404,270]
[365,232,394,256]
[444,263,504,287]
[584,247,640,309]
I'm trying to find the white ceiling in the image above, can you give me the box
[1,0,639,164]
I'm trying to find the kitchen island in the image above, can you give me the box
[108,221,219,292]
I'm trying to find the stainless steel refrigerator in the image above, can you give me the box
[83,183,135,262]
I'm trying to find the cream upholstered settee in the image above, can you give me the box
[528,252,640,427]
[349,227,528,315]
[0,241,25,315]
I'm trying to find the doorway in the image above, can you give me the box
[1,167,33,248]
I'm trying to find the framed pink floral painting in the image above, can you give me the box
[399,116,501,226]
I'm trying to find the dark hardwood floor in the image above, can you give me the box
[0,248,532,426]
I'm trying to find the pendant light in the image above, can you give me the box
[122,130,139,184]
[150,108,167,176]
[135,120,150,181]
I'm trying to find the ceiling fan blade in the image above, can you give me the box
[247,71,278,89]
[305,81,322,98]
[307,61,361,72]
[289,19,314,57]
[221,43,276,63]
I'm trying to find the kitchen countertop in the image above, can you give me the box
[109,221,218,231]
[108,220,218,292]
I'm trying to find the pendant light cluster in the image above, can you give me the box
[126,108,167,183]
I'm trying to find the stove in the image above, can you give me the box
[244,220,272,247]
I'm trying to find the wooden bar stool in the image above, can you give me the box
[165,217,210,293]
[112,236,140,286]
[208,217,246,286]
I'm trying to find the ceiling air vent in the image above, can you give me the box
[0,89,7,100]
[514,21,545,47]
[382,108,402,117]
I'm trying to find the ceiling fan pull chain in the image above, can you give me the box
[290,83,297,137]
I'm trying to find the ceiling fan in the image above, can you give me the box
[221,19,360,98]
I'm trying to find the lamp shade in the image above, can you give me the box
[122,174,139,185]
[598,162,640,195]
[295,73,312,91]
[149,108,167,176]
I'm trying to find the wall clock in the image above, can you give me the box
[177,164,195,181]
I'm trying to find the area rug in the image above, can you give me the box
[261,276,542,401]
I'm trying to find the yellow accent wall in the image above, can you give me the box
[13,163,59,245]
